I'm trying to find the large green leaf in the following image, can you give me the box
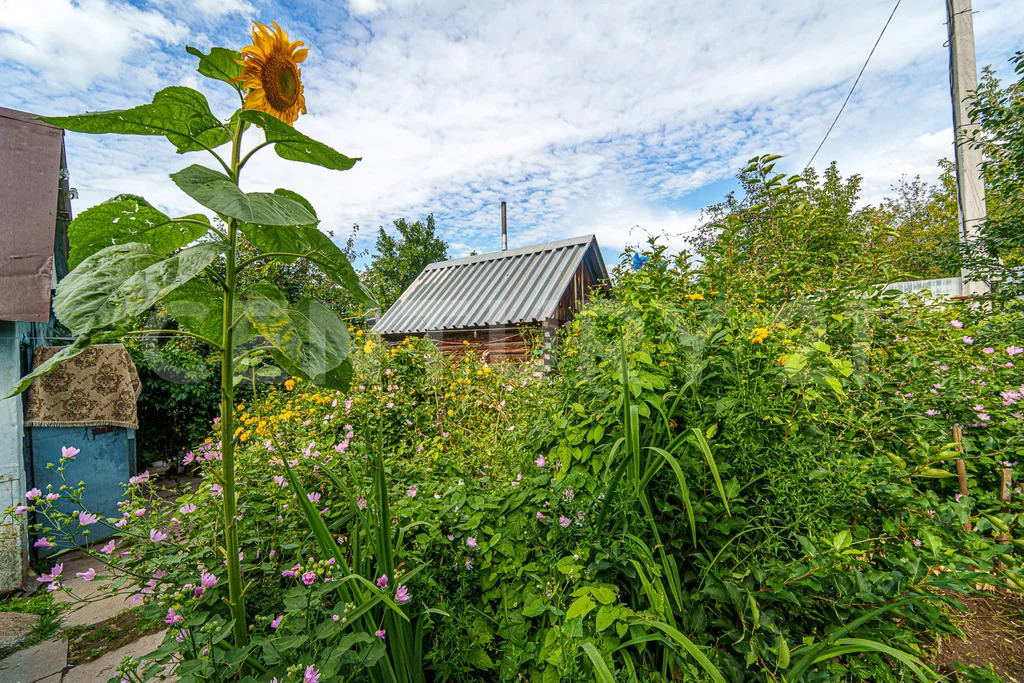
[55,243,222,334]
[242,286,352,390]
[3,335,97,399]
[238,110,360,172]
[162,279,258,348]
[185,46,243,89]
[242,195,374,308]
[68,197,209,269]
[40,87,230,153]
[170,165,317,226]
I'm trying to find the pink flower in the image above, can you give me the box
[282,569,297,578]
[395,584,411,603]
[955,493,964,502]
[45,493,59,502]
[14,505,27,515]
[962,336,975,344]
[78,512,99,526]
[307,492,321,503]
[273,475,287,487]
[983,347,995,354]
[134,508,147,517]
[466,537,477,549]
[200,573,217,589]
[534,456,546,468]
[304,665,320,683]
[37,563,62,583]
[536,512,545,521]
[129,471,150,484]
[270,615,283,629]
[25,488,41,501]
[100,540,116,555]
[149,529,168,543]
[356,497,367,510]
[62,446,80,459]
[179,504,196,514]
[951,320,964,329]
[115,519,127,528]
[1008,346,1024,357]
[559,516,571,528]
[332,614,340,622]
[164,607,183,625]
[375,629,387,640]
[925,409,940,416]
[76,568,96,582]
[376,574,388,588]
[407,486,418,498]
[210,484,222,496]
[33,538,53,548]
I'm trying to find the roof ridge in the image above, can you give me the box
[423,234,597,271]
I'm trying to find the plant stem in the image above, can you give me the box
[220,118,247,647]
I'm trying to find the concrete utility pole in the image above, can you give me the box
[945,0,989,296]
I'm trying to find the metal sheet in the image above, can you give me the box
[374,235,609,335]
[0,108,63,322]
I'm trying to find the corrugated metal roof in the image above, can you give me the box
[373,234,608,335]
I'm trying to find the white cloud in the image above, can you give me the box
[186,0,255,19]
[0,0,188,84]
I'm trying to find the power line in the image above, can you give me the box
[804,0,903,171]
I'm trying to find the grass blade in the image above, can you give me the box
[688,427,730,515]
[582,642,617,683]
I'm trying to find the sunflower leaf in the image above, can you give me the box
[54,242,223,335]
[39,87,230,154]
[3,334,101,399]
[170,164,318,226]
[68,197,209,269]
[185,46,243,90]
[241,285,353,390]
[238,110,360,172]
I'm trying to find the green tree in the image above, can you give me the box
[363,215,448,312]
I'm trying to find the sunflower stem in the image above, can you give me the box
[219,114,248,648]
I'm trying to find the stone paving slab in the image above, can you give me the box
[0,612,40,650]
[64,631,172,683]
[0,638,67,683]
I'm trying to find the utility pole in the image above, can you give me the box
[945,0,989,296]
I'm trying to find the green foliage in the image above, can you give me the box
[239,110,360,171]
[170,164,318,226]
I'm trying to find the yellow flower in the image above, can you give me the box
[284,379,295,391]
[363,340,376,355]
[356,330,364,338]
[686,293,705,301]
[235,21,308,125]
[750,327,771,344]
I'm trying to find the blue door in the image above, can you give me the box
[30,426,136,557]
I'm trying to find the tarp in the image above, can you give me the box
[25,344,142,429]
[0,107,63,322]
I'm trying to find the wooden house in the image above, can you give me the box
[372,235,609,361]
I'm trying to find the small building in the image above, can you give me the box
[0,107,71,591]
[373,235,609,361]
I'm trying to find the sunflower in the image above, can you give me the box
[235,21,308,125]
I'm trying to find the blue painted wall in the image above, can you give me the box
[30,426,136,557]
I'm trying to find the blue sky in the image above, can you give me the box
[2,0,1023,268]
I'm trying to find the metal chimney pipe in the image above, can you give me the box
[501,201,507,251]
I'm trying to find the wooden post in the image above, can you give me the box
[995,468,1012,579]
[953,425,971,532]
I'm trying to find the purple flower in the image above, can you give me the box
[78,512,99,526]
[33,538,53,549]
[76,568,96,582]
[179,503,196,514]
[536,512,545,521]
[375,629,387,640]
[45,493,60,502]
[983,347,995,354]
[304,666,320,683]
[307,492,321,503]
[128,471,149,484]
[332,614,340,622]
[270,615,283,629]
[955,493,964,502]
[466,537,477,549]
[395,584,411,603]
[962,336,975,344]
[100,540,116,555]
[14,505,27,515]
[913,538,923,547]
[376,574,388,588]
[210,484,222,497]
[925,409,940,416]
[273,475,287,487]
[62,446,80,459]
[37,563,62,584]
[356,497,367,510]
[149,529,168,543]
[302,571,316,586]
[25,488,41,501]
[200,573,217,589]
[134,508,147,517]
[951,320,964,329]
[1008,346,1024,357]
[407,486,418,498]
[559,516,571,528]
[534,456,546,468]
[164,608,183,625]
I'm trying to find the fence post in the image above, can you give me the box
[953,425,971,532]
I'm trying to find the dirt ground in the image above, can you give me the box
[934,591,1024,681]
